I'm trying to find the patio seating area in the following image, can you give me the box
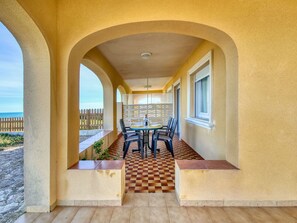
[109,134,203,193]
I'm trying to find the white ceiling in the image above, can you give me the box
[97,33,202,91]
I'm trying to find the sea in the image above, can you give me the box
[0,112,23,118]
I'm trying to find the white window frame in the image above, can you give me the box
[195,66,210,120]
[186,51,214,129]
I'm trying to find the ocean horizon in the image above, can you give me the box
[0,112,23,118]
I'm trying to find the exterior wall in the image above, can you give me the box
[8,0,297,208]
[165,41,227,160]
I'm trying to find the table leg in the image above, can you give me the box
[143,130,149,158]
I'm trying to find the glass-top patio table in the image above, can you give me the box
[130,124,162,158]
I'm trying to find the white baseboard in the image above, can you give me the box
[175,191,297,207]
[178,199,297,207]
[26,205,51,212]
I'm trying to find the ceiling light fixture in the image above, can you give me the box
[140,52,152,59]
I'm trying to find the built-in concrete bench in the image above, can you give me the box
[175,160,238,206]
[56,131,125,207]
[57,160,125,206]
[79,130,113,160]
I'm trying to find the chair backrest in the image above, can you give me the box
[169,118,178,139]
[119,119,128,139]
[166,117,173,129]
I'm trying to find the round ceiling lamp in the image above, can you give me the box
[140,52,152,59]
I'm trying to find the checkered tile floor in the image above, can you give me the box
[109,134,203,193]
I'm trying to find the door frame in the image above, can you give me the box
[172,78,181,140]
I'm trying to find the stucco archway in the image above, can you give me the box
[0,0,55,212]
[67,21,238,167]
[117,85,126,96]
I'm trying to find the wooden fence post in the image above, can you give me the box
[87,109,90,129]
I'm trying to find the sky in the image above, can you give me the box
[0,22,23,112]
[0,22,119,113]
[79,64,104,109]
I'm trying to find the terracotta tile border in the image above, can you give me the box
[176,160,238,170]
[69,160,124,170]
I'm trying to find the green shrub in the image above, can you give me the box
[0,133,23,147]
[93,139,118,160]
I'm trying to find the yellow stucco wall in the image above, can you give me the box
[164,41,227,160]
[5,0,297,207]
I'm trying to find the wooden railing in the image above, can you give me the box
[79,108,104,130]
[0,117,24,132]
[0,109,104,132]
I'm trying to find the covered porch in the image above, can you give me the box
[0,1,296,221]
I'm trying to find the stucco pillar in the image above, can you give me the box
[0,0,57,212]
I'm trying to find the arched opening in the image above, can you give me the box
[81,59,114,131]
[80,64,104,110]
[116,88,122,102]
[0,22,24,222]
[117,85,126,102]
[79,64,104,136]
[67,21,238,168]
[65,51,115,166]
[60,20,238,199]
[116,86,126,133]
[0,23,23,114]
[0,0,55,212]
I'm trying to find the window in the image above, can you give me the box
[186,51,213,129]
[195,63,210,120]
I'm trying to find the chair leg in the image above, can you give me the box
[151,130,156,149]
[153,139,157,159]
[151,136,154,150]
[123,141,131,159]
[168,140,174,157]
[165,141,170,151]
[122,142,125,151]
